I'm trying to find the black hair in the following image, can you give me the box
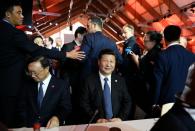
[163,25,181,43]
[48,37,53,45]
[27,56,50,69]
[98,49,116,60]
[74,26,87,38]
[33,35,43,41]
[146,31,163,48]
[0,0,22,19]
[89,16,103,28]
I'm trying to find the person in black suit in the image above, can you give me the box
[151,63,195,131]
[152,25,195,108]
[131,31,163,114]
[80,17,123,78]
[61,26,87,124]
[121,24,142,119]
[19,56,71,128]
[0,0,84,127]
[80,49,131,123]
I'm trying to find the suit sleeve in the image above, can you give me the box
[151,114,187,131]
[80,35,92,61]
[54,81,72,125]
[80,78,94,119]
[118,78,132,120]
[14,30,67,61]
[152,53,165,105]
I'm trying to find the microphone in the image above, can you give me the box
[125,47,133,55]
[84,109,99,131]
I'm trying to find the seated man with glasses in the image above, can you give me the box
[18,56,71,128]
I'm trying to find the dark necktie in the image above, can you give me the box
[37,81,44,109]
[103,77,113,119]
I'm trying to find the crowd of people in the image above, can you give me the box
[0,0,195,130]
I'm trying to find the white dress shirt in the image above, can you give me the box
[37,73,51,97]
[184,107,195,121]
[99,72,111,92]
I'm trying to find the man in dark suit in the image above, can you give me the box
[80,17,123,78]
[121,24,142,119]
[80,49,131,123]
[0,1,84,127]
[152,25,195,107]
[19,56,71,128]
[61,26,87,124]
[151,63,195,131]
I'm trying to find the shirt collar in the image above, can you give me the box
[41,73,51,86]
[99,72,111,82]
[74,40,81,46]
[167,41,179,48]
[3,19,14,27]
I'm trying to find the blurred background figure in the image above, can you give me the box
[152,25,195,114]
[131,31,163,116]
[121,24,142,119]
[151,63,195,131]
[61,26,87,124]
[55,37,63,51]
[33,35,44,47]
[80,17,122,79]
[45,37,54,50]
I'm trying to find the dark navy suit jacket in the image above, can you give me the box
[19,76,71,127]
[151,103,195,131]
[80,31,123,77]
[153,45,195,105]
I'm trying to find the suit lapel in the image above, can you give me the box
[111,74,118,116]
[96,74,105,117]
[41,77,56,110]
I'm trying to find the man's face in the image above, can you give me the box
[98,54,116,76]
[77,33,86,43]
[87,20,95,33]
[6,6,23,26]
[55,38,62,47]
[28,61,49,82]
[45,38,51,47]
[34,37,44,47]
[144,34,155,51]
[123,27,133,40]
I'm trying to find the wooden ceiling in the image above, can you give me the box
[32,0,195,42]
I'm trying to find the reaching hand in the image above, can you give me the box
[46,116,59,129]
[109,118,122,122]
[96,118,109,123]
[66,48,85,60]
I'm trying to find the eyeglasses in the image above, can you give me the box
[27,69,45,76]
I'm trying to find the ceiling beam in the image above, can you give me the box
[162,0,195,34]
[41,10,82,34]
[124,3,146,22]
[36,2,86,30]
[116,12,142,35]
[104,24,121,41]
[137,0,161,18]
[90,3,122,41]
